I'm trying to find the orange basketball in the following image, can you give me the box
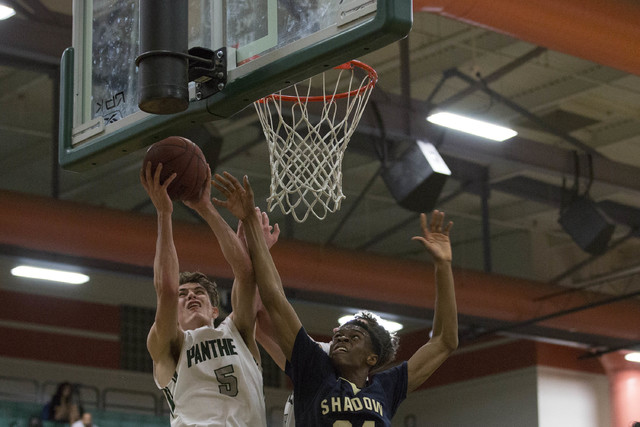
[142,136,208,201]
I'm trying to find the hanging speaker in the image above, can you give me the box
[558,196,615,255]
[382,140,451,212]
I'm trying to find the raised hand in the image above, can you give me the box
[411,210,453,263]
[211,172,256,221]
[183,165,213,213]
[259,208,280,249]
[238,208,281,250]
[140,161,176,214]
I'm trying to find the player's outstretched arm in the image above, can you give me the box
[183,166,259,357]
[213,172,302,361]
[184,166,254,284]
[237,217,286,368]
[406,210,459,392]
[140,162,183,386]
[254,292,287,370]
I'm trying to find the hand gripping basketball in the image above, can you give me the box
[142,136,209,202]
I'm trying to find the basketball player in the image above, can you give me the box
[140,163,279,426]
[256,309,390,427]
[214,171,459,426]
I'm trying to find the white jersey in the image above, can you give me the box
[157,317,267,427]
[283,341,331,427]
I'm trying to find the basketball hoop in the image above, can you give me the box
[254,60,378,222]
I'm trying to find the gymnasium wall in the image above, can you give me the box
[0,285,611,426]
[395,366,609,427]
[0,289,121,369]
[1,354,610,427]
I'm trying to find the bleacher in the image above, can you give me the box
[0,375,169,427]
[0,355,290,427]
[0,400,169,426]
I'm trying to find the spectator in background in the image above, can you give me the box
[71,412,97,427]
[43,381,81,424]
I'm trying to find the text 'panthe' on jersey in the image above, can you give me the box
[158,317,267,427]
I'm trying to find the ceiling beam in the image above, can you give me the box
[358,91,640,195]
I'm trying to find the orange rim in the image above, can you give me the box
[257,60,378,103]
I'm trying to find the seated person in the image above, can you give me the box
[43,381,81,424]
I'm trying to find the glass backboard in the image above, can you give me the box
[59,0,412,170]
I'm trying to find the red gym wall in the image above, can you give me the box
[0,289,121,369]
[0,286,605,387]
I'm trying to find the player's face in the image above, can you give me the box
[330,325,377,370]
[177,282,218,329]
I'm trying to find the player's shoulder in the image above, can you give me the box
[218,315,234,329]
[317,341,331,354]
[212,315,239,338]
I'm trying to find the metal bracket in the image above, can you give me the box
[187,46,228,101]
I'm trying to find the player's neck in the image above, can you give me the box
[338,366,370,389]
[180,315,212,331]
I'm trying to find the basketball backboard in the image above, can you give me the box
[59,0,412,171]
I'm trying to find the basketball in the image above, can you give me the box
[142,136,208,201]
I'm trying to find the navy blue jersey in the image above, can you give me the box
[289,327,408,426]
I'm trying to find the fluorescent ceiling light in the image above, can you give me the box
[427,112,517,142]
[0,5,16,20]
[624,352,640,363]
[338,315,403,333]
[11,266,90,285]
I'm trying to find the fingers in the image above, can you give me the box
[272,223,281,239]
[203,165,212,190]
[420,210,453,235]
[140,160,155,185]
[211,171,254,195]
[224,171,244,190]
[419,212,427,231]
[140,161,150,187]
[411,235,427,246]
[431,210,453,236]
[163,171,177,189]
[429,209,443,233]
[140,162,175,191]
[212,173,232,195]
[211,197,226,208]
[242,175,255,199]
[212,171,247,197]
[261,211,270,228]
[153,162,163,183]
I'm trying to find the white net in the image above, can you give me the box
[254,61,376,222]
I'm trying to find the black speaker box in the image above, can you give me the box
[382,140,450,212]
[558,196,615,255]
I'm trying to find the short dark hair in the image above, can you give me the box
[179,272,219,308]
[344,311,399,369]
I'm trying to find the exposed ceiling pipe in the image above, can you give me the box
[414,0,640,76]
[2,189,640,344]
